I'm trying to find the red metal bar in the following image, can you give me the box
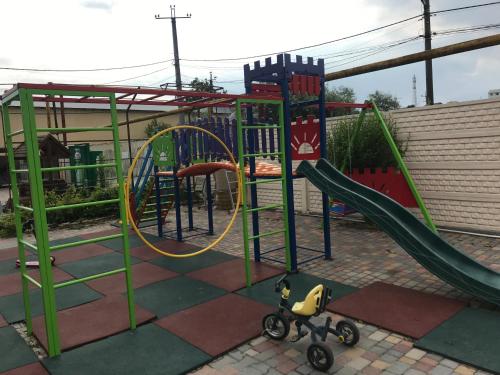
[14,82,282,101]
[325,102,372,109]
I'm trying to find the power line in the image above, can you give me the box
[180,14,424,62]
[102,66,171,85]
[0,59,173,73]
[432,1,500,15]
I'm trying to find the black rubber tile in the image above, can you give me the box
[0,326,37,372]
[416,308,500,374]
[100,233,162,251]
[150,250,236,274]
[43,323,211,375]
[133,276,226,318]
[58,252,141,279]
[237,272,357,307]
[0,284,102,323]
[0,259,17,276]
[49,236,85,247]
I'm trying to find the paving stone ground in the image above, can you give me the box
[1,209,498,374]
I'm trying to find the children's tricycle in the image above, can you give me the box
[262,275,359,372]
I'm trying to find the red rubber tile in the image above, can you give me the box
[0,267,73,298]
[187,258,283,292]
[54,243,114,265]
[129,245,164,261]
[32,295,155,352]
[0,363,48,375]
[0,313,7,328]
[156,294,274,357]
[328,282,466,338]
[86,262,178,295]
[0,248,19,262]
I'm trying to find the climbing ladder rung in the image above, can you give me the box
[40,163,116,172]
[19,239,37,251]
[45,198,119,212]
[16,205,33,212]
[50,233,123,251]
[246,204,283,213]
[36,127,113,133]
[54,268,126,289]
[7,129,24,137]
[249,229,286,241]
[23,273,42,288]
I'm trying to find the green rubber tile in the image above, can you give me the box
[58,252,141,279]
[133,276,226,317]
[0,284,102,323]
[415,308,500,374]
[237,272,357,307]
[100,233,162,251]
[0,259,17,276]
[49,236,85,248]
[0,326,37,372]
[150,250,236,274]
[43,323,211,375]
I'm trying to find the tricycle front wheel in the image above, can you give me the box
[262,312,290,340]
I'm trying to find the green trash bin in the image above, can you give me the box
[87,150,104,188]
[69,144,90,187]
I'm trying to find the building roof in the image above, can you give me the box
[14,134,70,159]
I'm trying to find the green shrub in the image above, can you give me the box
[145,119,170,138]
[327,113,407,170]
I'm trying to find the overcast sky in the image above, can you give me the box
[1,0,499,106]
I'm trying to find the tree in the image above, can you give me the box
[291,86,356,119]
[325,86,356,117]
[145,118,170,137]
[368,90,400,111]
[190,77,215,93]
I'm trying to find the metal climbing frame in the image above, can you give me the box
[236,98,291,286]
[1,86,135,357]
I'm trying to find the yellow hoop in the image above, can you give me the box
[125,125,242,258]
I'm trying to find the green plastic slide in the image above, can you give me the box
[297,159,500,306]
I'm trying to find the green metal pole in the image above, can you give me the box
[277,102,291,272]
[2,102,33,334]
[110,94,136,330]
[20,89,61,356]
[371,102,437,232]
[236,100,252,287]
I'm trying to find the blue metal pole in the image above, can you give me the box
[186,176,194,230]
[281,67,298,272]
[173,172,182,241]
[205,174,214,235]
[318,71,332,260]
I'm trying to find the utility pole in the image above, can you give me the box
[412,74,417,107]
[421,0,434,105]
[155,5,191,92]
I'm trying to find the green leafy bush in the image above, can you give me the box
[327,113,407,170]
[0,185,120,238]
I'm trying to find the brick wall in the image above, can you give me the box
[256,97,500,233]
